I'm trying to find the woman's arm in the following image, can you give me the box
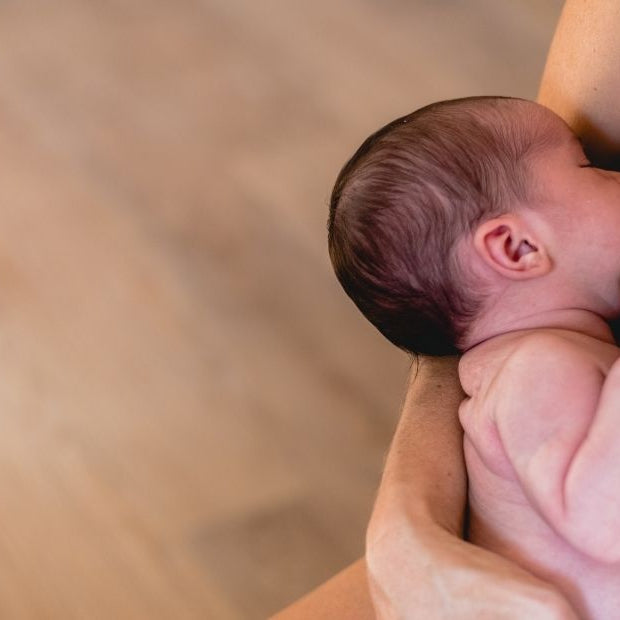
[369,357,466,537]
[366,357,466,615]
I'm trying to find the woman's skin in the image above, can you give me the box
[367,1,620,618]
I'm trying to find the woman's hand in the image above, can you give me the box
[366,507,578,620]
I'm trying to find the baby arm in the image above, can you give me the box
[495,334,620,562]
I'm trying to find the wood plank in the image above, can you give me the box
[0,1,564,617]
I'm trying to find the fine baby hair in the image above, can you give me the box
[327,96,553,355]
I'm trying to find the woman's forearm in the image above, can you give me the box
[365,356,466,617]
[368,356,465,538]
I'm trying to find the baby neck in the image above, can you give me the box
[463,307,615,352]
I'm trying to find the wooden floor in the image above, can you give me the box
[0,1,563,618]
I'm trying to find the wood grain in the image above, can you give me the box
[0,1,563,617]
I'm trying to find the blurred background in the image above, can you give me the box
[0,1,564,618]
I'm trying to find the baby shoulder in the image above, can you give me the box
[501,332,594,376]
[494,332,603,412]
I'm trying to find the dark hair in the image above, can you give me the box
[327,96,554,355]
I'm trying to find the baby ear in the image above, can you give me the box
[473,215,552,280]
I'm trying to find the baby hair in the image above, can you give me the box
[328,96,554,355]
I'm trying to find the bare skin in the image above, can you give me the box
[455,103,620,618]
[461,329,620,620]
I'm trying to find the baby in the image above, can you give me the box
[328,96,620,619]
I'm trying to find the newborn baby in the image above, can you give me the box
[328,96,620,619]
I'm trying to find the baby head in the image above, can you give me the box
[327,96,611,355]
